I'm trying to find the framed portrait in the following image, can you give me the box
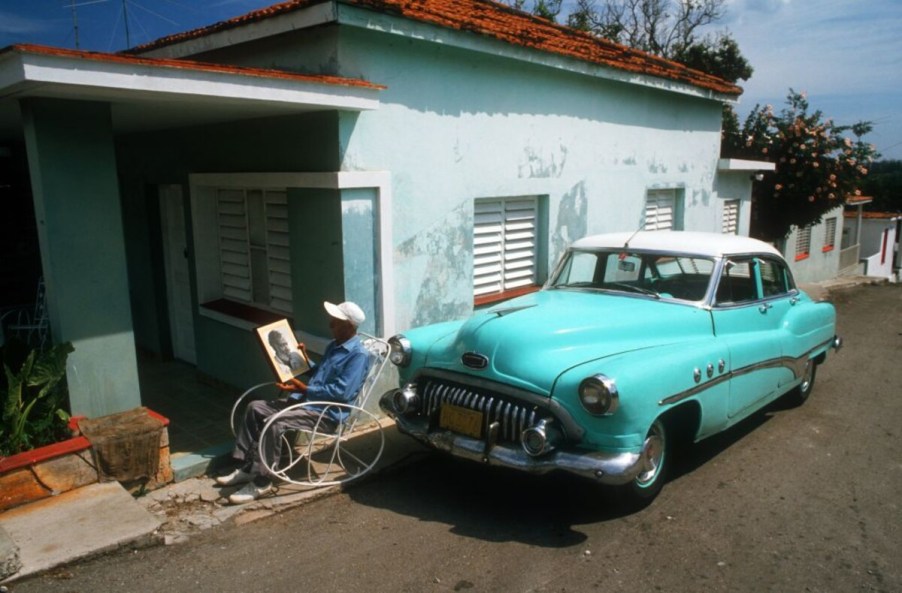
[255,319,310,382]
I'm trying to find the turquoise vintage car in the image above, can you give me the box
[380,231,842,503]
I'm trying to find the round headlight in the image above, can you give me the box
[578,374,619,416]
[388,335,412,367]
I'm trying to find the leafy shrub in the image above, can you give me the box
[1,340,74,457]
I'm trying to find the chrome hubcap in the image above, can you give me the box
[635,423,665,487]
[800,361,813,393]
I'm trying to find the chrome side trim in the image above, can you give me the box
[658,337,836,406]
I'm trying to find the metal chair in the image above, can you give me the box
[0,277,50,349]
[229,333,390,487]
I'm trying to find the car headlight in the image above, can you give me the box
[578,374,619,416]
[388,335,411,367]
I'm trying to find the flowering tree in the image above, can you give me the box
[723,90,879,243]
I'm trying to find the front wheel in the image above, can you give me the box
[623,418,668,506]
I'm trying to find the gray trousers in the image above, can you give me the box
[234,398,337,477]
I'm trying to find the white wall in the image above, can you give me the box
[859,218,900,280]
[337,25,727,330]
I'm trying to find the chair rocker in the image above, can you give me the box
[229,334,390,487]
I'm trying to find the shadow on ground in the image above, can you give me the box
[346,400,793,549]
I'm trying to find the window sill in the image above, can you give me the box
[794,253,810,262]
[822,246,835,253]
[474,285,541,307]
[199,299,291,331]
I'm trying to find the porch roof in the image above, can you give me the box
[0,44,384,141]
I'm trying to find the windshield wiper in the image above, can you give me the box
[605,282,661,298]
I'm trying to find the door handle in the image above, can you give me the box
[758,303,772,313]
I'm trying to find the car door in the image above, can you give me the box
[756,257,802,390]
[711,257,786,420]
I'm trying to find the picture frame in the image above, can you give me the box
[255,319,310,382]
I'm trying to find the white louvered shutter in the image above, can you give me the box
[645,190,676,231]
[722,200,740,234]
[824,217,837,249]
[217,189,252,302]
[474,197,538,298]
[216,188,292,314]
[796,226,812,259]
[264,191,292,314]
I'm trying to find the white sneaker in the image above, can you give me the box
[229,481,273,505]
[216,468,253,486]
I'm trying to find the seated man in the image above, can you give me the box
[217,300,370,504]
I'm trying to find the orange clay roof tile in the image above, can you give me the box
[129,0,741,97]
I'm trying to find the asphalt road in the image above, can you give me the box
[10,284,902,593]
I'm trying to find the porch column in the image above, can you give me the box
[20,98,141,418]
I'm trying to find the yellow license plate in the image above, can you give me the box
[439,404,483,439]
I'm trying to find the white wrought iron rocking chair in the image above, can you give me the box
[229,333,390,487]
[0,277,50,349]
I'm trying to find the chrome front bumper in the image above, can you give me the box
[380,391,646,486]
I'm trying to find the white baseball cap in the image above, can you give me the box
[324,301,365,327]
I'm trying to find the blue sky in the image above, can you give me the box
[1,0,899,159]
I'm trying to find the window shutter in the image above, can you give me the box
[474,197,538,298]
[265,191,292,314]
[795,226,812,259]
[722,200,740,234]
[824,217,837,250]
[645,190,675,231]
[216,188,292,314]
[217,189,252,302]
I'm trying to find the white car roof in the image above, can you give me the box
[570,231,784,259]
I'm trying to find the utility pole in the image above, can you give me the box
[70,0,80,49]
[122,0,131,48]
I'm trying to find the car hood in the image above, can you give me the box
[423,289,712,395]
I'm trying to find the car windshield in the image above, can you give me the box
[550,249,716,302]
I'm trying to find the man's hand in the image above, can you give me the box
[297,342,310,366]
[276,377,307,393]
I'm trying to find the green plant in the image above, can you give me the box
[1,340,74,457]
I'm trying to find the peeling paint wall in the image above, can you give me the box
[190,17,729,334]
[333,26,724,330]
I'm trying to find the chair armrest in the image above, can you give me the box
[229,382,279,437]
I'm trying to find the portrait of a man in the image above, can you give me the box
[255,320,309,381]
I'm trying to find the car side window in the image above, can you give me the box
[715,258,759,305]
[759,258,791,297]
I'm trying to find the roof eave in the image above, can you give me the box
[0,44,382,112]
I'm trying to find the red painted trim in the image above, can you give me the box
[147,408,171,427]
[821,245,835,253]
[794,252,810,262]
[474,285,541,307]
[0,436,91,474]
[201,298,289,326]
[0,409,169,473]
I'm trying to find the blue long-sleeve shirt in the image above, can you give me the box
[290,335,369,423]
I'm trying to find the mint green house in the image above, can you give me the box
[0,0,768,422]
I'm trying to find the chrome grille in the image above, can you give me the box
[420,377,548,443]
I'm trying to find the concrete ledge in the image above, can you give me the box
[0,525,21,582]
[170,442,233,482]
[0,481,162,583]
